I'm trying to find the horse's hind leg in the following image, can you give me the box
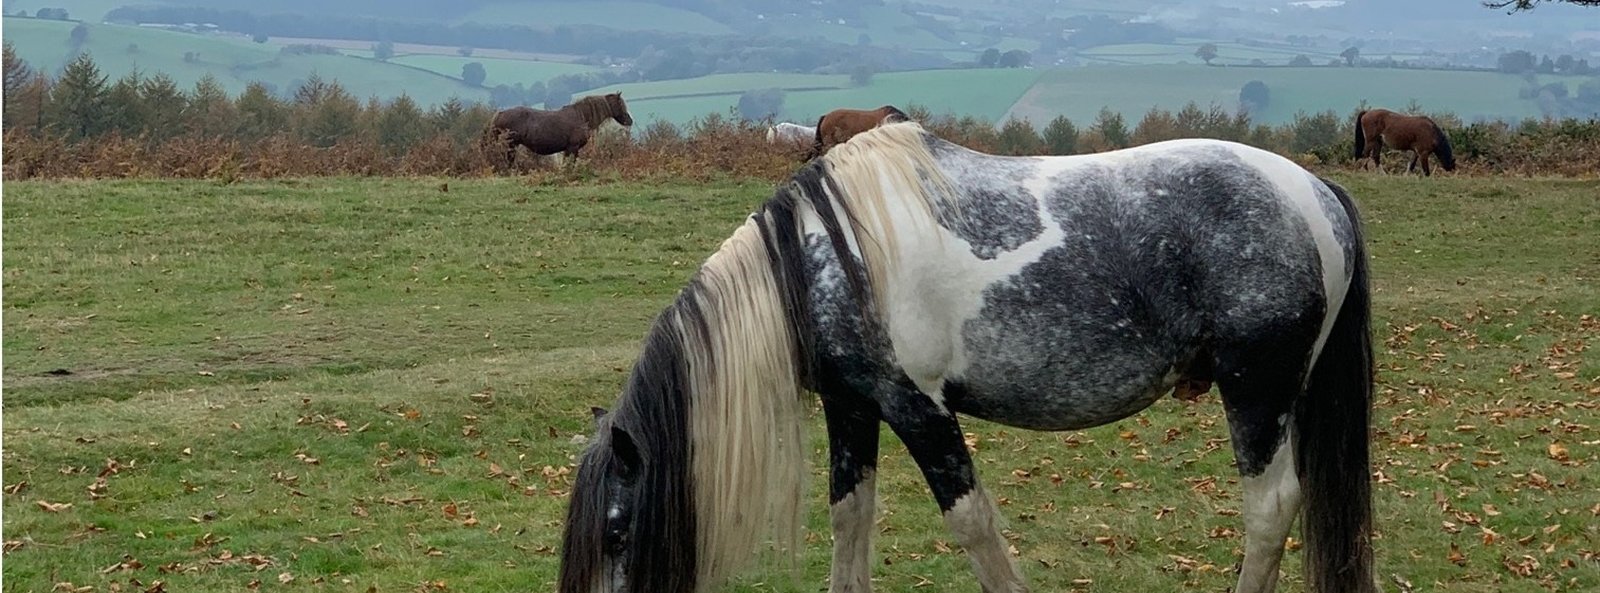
[1216,338,1316,593]
[1419,150,1433,176]
[880,384,1028,593]
[822,396,882,593]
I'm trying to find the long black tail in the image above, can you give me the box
[1296,178,1376,593]
[1431,120,1456,171]
[1351,110,1367,160]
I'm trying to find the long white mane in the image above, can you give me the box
[814,122,964,315]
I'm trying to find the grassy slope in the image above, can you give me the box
[4,18,490,105]
[3,175,1597,593]
[453,1,732,35]
[390,54,597,89]
[1007,65,1592,126]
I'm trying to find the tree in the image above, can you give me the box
[185,74,236,137]
[236,81,289,140]
[1537,55,1556,74]
[252,33,268,43]
[47,53,110,140]
[373,40,394,61]
[458,46,474,57]
[979,48,1001,68]
[1498,50,1537,73]
[1041,115,1078,155]
[69,23,90,46]
[996,118,1044,155]
[849,64,875,87]
[1239,80,1270,112]
[998,49,1031,68]
[1289,54,1313,67]
[375,94,425,155]
[461,62,487,87]
[3,41,33,101]
[1091,108,1129,149]
[857,33,872,46]
[1485,0,1600,11]
[1340,46,1360,67]
[1195,43,1218,65]
[1555,54,1575,73]
[736,88,784,121]
[36,7,69,20]
[140,73,187,141]
[104,71,146,137]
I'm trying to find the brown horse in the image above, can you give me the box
[809,105,910,158]
[1353,108,1455,176]
[485,93,633,169]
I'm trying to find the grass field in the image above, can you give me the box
[453,1,734,35]
[592,68,1043,125]
[3,18,492,106]
[1007,65,1594,126]
[4,174,1597,593]
[389,55,598,89]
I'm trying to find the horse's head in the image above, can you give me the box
[559,406,644,593]
[607,93,634,127]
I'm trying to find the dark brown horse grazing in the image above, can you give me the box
[1353,108,1456,176]
[809,105,910,158]
[485,93,633,169]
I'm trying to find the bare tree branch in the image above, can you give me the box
[1485,0,1600,12]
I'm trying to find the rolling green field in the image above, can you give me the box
[4,18,491,106]
[3,175,1597,593]
[1007,65,1595,126]
[453,1,734,35]
[594,68,1044,125]
[390,54,598,89]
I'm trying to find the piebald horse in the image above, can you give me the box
[560,122,1376,593]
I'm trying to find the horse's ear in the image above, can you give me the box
[590,406,609,424]
[610,425,641,483]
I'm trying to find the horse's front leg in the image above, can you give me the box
[823,396,881,593]
[881,384,1028,593]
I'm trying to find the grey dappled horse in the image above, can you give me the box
[559,122,1375,593]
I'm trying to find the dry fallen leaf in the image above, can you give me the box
[1547,442,1569,462]
[36,500,72,513]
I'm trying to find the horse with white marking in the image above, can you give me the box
[559,122,1376,593]
[767,122,817,147]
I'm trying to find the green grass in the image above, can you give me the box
[1007,64,1593,126]
[594,68,1043,126]
[4,174,1597,593]
[453,1,734,35]
[3,18,491,106]
[390,54,598,88]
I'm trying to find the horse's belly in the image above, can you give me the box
[946,350,1186,431]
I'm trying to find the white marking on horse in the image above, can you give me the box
[945,490,1029,593]
[828,472,877,593]
[1236,424,1303,593]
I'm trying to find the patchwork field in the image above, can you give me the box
[3,174,1596,593]
[1006,65,1595,126]
[389,54,599,89]
[452,1,734,35]
[4,18,491,106]
[592,68,1044,125]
